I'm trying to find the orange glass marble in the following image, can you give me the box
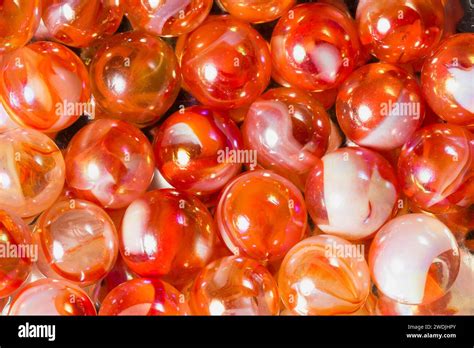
[120,189,218,288]
[271,3,361,92]
[65,119,155,210]
[189,256,279,315]
[373,251,474,318]
[34,199,118,286]
[336,63,425,151]
[216,170,307,262]
[153,106,243,195]
[99,278,190,315]
[398,124,474,213]
[42,0,123,47]
[278,235,371,315]
[8,278,97,315]
[421,34,474,127]
[305,147,398,240]
[216,0,295,23]
[356,0,445,63]
[242,87,331,189]
[0,128,65,219]
[90,32,181,127]
[0,0,41,53]
[124,0,213,37]
[369,214,460,305]
[0,210,32,298]
[179,15,272,110]
[0,41,91,133]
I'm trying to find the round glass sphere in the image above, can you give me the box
[65,119,155,210]
[99,278,190,315]
[0,128,65,218]
[189,256,280,315]
[216,170,307,262]
[9,278,97,315]
[34,199,119,286]
[369,213,460,305]
[278,235,371,315]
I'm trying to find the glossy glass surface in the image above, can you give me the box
[42,0,123,47]
[305,147,398,240]
[179,15,272,109]
[421,34,474,127]
[120,189,218,288]
[99,278,190,315]
[34,199,118,286]
[271,3,360,92]
[398,124,474,213]
[369,214,460,305]
[0,128,65,218]
[189,256,279,315]
[124,0,213,37]
[9,278,97,315]
[216,170,307,261]
[357,0,445,63]
[0,0,41,53]
[336,63,425,151]
[90,32,181,127]
[65,119,155,209]
[154,106,243,195]
[0,210,32,298]
[242,87,331,189]
[0,41,91,133]
[278,235,371,315]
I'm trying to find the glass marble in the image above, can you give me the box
[120,189,218,288]
[216,170,307,262]
[0,0,41,53]
[42,0,123,47]
[398,124,474,213]
[0,210,32,298]
[242,87,331,190]
[124,0,213,37]
[369,213,460,305]
[99,278,190,315]
[305,147,398,240]
[0,41,91,133]
[34,199,118,286]
[90,32,181,128]
[374,291,457,315]
[153,106,243,196]
[278,235,371,315]
[0,128,65,219]
[271,3,361,92]
[421,34,474,127]
[336,63,425,151]
[189,256,279,315]
[179,15,272,110]
[8,278,97,315]
[216,0,295,23]
[356,0,445,63]
[373,250,474,318]
[65,119,155,210]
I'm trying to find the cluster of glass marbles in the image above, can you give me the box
[0,0,472,317]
